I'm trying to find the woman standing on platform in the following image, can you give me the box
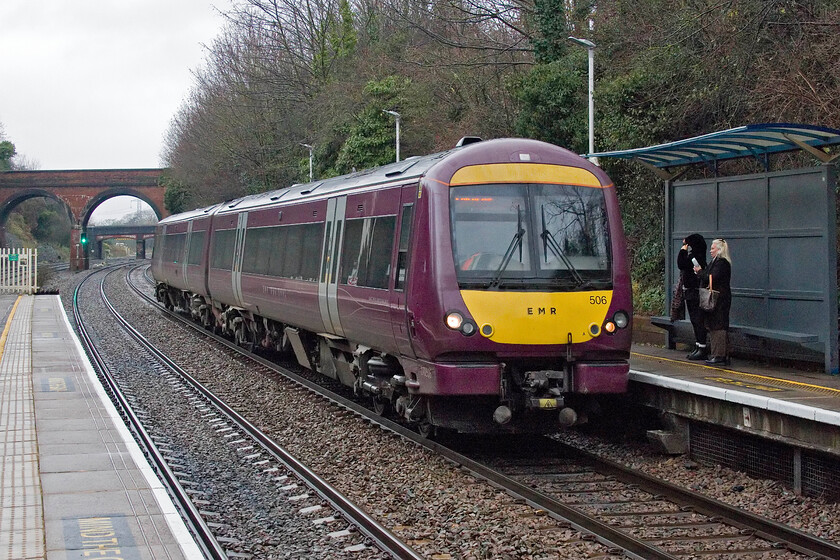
[694,239,732,365]
[678,234,708,360]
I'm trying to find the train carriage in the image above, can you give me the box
[153,138,632,434]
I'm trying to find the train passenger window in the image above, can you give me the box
[367,217,395,289]
[211,229,236,270]
[268,227,288,277]
[187,231,205,265]
[242,228,272,275]
[320,222,332,283]
[340,216,396,289]
[240,224,323,281]
[164,233,186,264]
[299,223,323,282]
[395,205,413,291]
[282,226,305,278]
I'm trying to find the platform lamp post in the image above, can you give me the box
[568,36,597,165]
[383,110,401,162]
[300,143,314,181]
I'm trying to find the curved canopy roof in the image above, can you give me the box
[590,123,840,169]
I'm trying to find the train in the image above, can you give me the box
[151,137,632,434]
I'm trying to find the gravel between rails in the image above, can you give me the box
[53,266,840,558]
[65,268,618,559]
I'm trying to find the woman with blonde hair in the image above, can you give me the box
[693,239,732,365]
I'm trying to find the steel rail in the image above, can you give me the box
[128,265,672,559]
[73,268,228,560]
[117,266,423,560]
[132,263,840,559]
[566,443,840,560]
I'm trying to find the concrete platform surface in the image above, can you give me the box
[0,294,202,560]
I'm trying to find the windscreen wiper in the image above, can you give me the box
[540,205,584,286]
[489,205,525,288]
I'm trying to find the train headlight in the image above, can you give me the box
[613,310,630,329]
[603,322,616,334]
[445,311,464,330]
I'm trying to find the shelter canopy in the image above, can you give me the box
[590,123,840,173]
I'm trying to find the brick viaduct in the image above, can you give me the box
[0,169,168,271]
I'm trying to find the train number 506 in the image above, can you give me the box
[589,295,608,305]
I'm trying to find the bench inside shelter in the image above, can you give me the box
[590,123,840,374]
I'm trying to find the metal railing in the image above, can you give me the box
[0,248,38,294]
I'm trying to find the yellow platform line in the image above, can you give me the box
[631,350,840,397]
[0,295,22,358]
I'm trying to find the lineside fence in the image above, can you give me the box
[0,248,38,294]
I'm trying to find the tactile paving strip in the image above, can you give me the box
[0,296,45,560]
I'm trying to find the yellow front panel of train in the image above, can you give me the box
[460,290,613,344]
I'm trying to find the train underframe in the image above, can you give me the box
[156,284,620,435]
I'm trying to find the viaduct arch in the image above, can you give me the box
[0,169,169,271]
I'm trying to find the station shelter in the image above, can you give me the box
[590,123,840,374]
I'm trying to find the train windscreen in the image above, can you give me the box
[450,183,612,290]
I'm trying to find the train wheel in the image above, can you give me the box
[372,396,390,416]
[417,420,434,439]
[235,325,254,352]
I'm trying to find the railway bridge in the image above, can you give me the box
[0,169,168,270]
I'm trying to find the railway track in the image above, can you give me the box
[124,262,840,559]
[75,265,421,559]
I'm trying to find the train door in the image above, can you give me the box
[389,185,418,357]
[181,220,192,281]
[318,197,347,336]
[231,212,248,307]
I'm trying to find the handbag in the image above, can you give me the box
[670,274,685,320]
[699,274,719,312]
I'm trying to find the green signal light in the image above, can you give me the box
[80,235,88,245]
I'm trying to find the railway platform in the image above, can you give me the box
[630,343,840,498]
[0,294,202,560]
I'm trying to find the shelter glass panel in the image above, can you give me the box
[673,184,716,232]
[730,295,766,327]
[769,175,824,231]
[729,237,766,290]
[768,299,821,337]
[768,237,823,293]
[719,178,765,231]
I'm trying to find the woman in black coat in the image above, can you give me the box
[677,233,708,359]
[694,239,732,365]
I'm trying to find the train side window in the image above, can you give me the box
[243,227,269,275]
[267,226,287,277]
[187,231,205,265]
[395,205,413,291]
[367,216,395,289]
[340,216,395,289]
[341,219,364,286]
[300,223,324,282]
[164,233,186,264]
[211,229,236,270]
[283,225,305,278]
[320,222,332,283]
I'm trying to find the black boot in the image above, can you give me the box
[687,346,709,360]
[705,356,730,366]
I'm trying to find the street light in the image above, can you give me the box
[568,36,597,165]
[383,110,401,162]
[300,143,314,181]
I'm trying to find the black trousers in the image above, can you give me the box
[684,290,707,346]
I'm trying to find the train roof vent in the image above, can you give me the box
[300,182,323,195]
[456,136,483,147]
[385,160,420,177]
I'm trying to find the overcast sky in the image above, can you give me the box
[0,1,228,171]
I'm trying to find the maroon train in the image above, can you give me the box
[152,138,632,434]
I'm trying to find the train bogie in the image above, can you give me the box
[152,138,632,434]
